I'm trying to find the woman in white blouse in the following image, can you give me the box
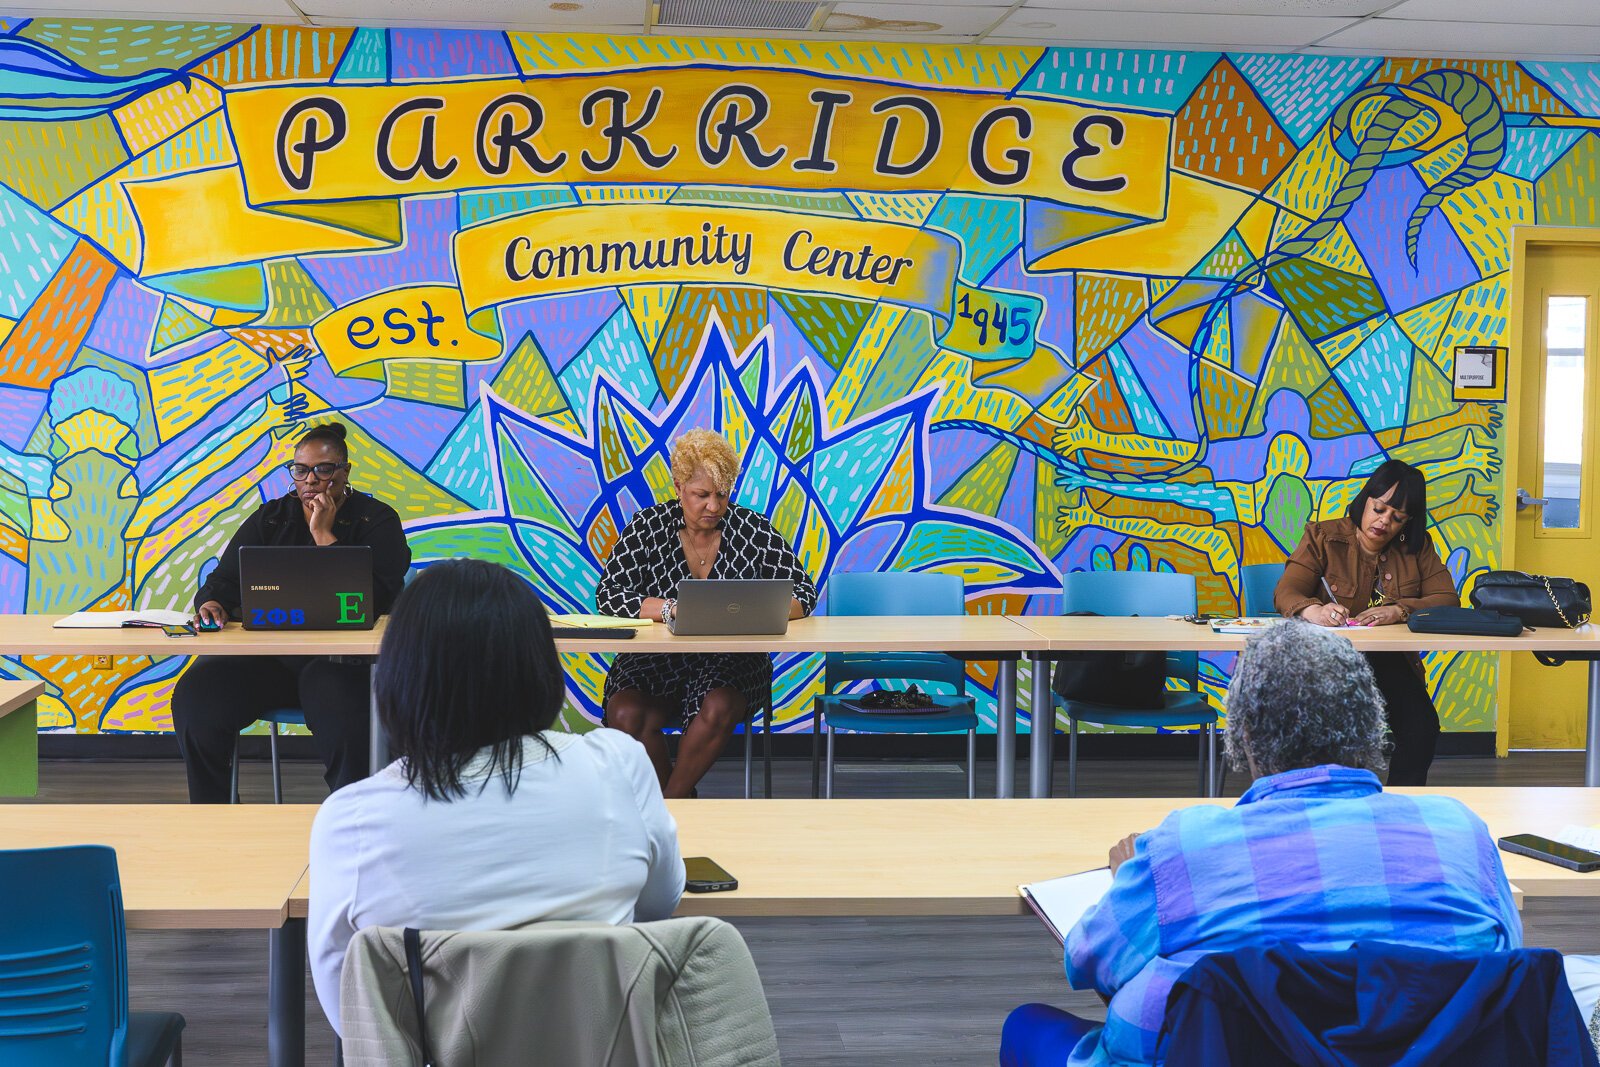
[308,558,684,1035]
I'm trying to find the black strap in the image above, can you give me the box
[403,928,434,1067]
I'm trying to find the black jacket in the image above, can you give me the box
[196,490,411,618]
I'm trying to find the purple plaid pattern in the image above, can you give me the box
[1063,765,1522,1065]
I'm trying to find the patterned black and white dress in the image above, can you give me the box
[597,501,819,726]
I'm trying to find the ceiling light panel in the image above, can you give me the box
[823,1,1002,35]
[1386,0,1600,25]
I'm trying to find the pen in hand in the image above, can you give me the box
[1318,577,1351,626]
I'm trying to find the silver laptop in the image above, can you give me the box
[669,579,793,636]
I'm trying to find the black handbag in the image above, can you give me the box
[1051,612,1167,708]
[1469,571,1591,629]
[1406,606,1525,637]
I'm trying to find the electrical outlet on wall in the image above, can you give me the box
[92,655,113,670]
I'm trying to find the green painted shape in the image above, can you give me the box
[459,187,575,226]
[407,522,528,574]
[1308,375,1366,438]
[497,426,576,537]
[938,440,1017,518]
[1261,473,1313,553]
[1195,230,1256,281]
[1407,346,1457,423]
[257,260,335,328]
[490,333,568,418]
[784,387,815,463]
[1243,323,1329,437]
[1535,134,1600,228]
[334,26,387,81]
[20,21,248,75]
[1265,258,1386,342]
[146,264,267,312]
[853,311,937,417]
[0,114,127,209]
[152,299,212,351]
[669,186,856,214]
[770,293,872,371]
[0,698,38,797]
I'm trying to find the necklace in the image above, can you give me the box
[681,530,713,567]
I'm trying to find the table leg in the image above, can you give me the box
[1029,653,1054,798]
[268,917,307,1067]
[1588,661,1600,788]
[995,659,1016,799]
[367,664,387,773]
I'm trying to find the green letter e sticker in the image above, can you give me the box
[336,592,367,625]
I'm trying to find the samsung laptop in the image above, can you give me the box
[669,578,793,636]
[239,545,376,630]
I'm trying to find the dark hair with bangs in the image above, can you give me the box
[1344,459,1429,553]
[375,559,564,801]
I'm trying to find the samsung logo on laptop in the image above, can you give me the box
[249,584,281,591]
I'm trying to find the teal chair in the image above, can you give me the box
[230,707,304,804]
[1240,562,1286,617]
[1056,571,1218,797]
[813,572,978,798]
[0,846,185,1066]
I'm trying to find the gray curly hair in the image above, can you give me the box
[1224,620,1388,777]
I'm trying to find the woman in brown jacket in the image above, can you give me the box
[1274,459,1459,784]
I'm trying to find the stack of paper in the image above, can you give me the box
[1553,825,1600,852]
[1210,617,1279,635]
[549,614,651,629]
[54,609,193,629]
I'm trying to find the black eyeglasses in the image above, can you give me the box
[284,462,346,481]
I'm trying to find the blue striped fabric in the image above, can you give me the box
[1062,765,1522,1065]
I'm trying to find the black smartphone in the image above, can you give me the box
[684,856,738,893]
[1497,834,1600,873]
[161,624,195,638]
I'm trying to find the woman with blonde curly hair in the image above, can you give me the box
[597,429,817,797]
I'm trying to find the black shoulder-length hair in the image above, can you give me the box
[375,559,564,801]
[1345,459,1429,553]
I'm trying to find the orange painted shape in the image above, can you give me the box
[1172,58,1296,193]
[0,242,116,389]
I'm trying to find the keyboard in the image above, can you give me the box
[550,626,638,640]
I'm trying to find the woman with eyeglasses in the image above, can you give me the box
[1273,459,1458,785]
[171,422,412,802]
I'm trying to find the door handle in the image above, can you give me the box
[1516,487,1549,511]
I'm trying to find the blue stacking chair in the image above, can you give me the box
[0,846,184,1067]
[1056,571,1218,797]
[1240,562,1286,617]
[812,572,978,798]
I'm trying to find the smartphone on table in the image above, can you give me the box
[161,624,195,638]
[684,856,738,893]
[1498,834,1600,872]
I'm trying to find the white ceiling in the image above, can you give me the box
[4,0,1600,59]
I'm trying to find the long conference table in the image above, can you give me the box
[5,794,1600,1066]
[5,613,1600,795]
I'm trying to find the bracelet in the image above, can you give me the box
[660,598,676,624]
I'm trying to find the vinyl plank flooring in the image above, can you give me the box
[12,752,1595,1065]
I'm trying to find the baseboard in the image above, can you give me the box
[38,730,1499,761]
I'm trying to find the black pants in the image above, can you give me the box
[171,655,371,803]
[1365,652,1440,786]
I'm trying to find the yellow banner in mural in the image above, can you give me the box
[311,286,502,378]
[227,69,1171,218]
[456,203,969,327]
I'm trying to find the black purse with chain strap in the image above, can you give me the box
[1469,571,1591,629]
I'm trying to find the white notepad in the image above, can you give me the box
[1019,867,1114,945]
[1210,617,1279,635]
[54,609,193,629]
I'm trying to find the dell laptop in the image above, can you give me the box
[669,578,794,636]
[239,545,377,630]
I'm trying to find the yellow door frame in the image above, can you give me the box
[1498,225,1600,754]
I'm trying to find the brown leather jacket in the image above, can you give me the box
[1276,517,1458,620]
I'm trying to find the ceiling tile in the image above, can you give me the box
[650,24,976,40]
[3,0,301,15]
[1384,0,1600,26]
[301,0,643,22]
[1320,17,1600,55]
[1016,0,1385,12]
[994,9,1354,45]
[824,2,1003,35]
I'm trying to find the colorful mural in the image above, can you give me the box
[4,21,1598,735]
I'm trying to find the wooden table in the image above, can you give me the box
[0,804,316,1067]
[0,614,1050,799]
[0,679,44,796]
[1014,617,1600,796]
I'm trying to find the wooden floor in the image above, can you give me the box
[13,751,1596,1066]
